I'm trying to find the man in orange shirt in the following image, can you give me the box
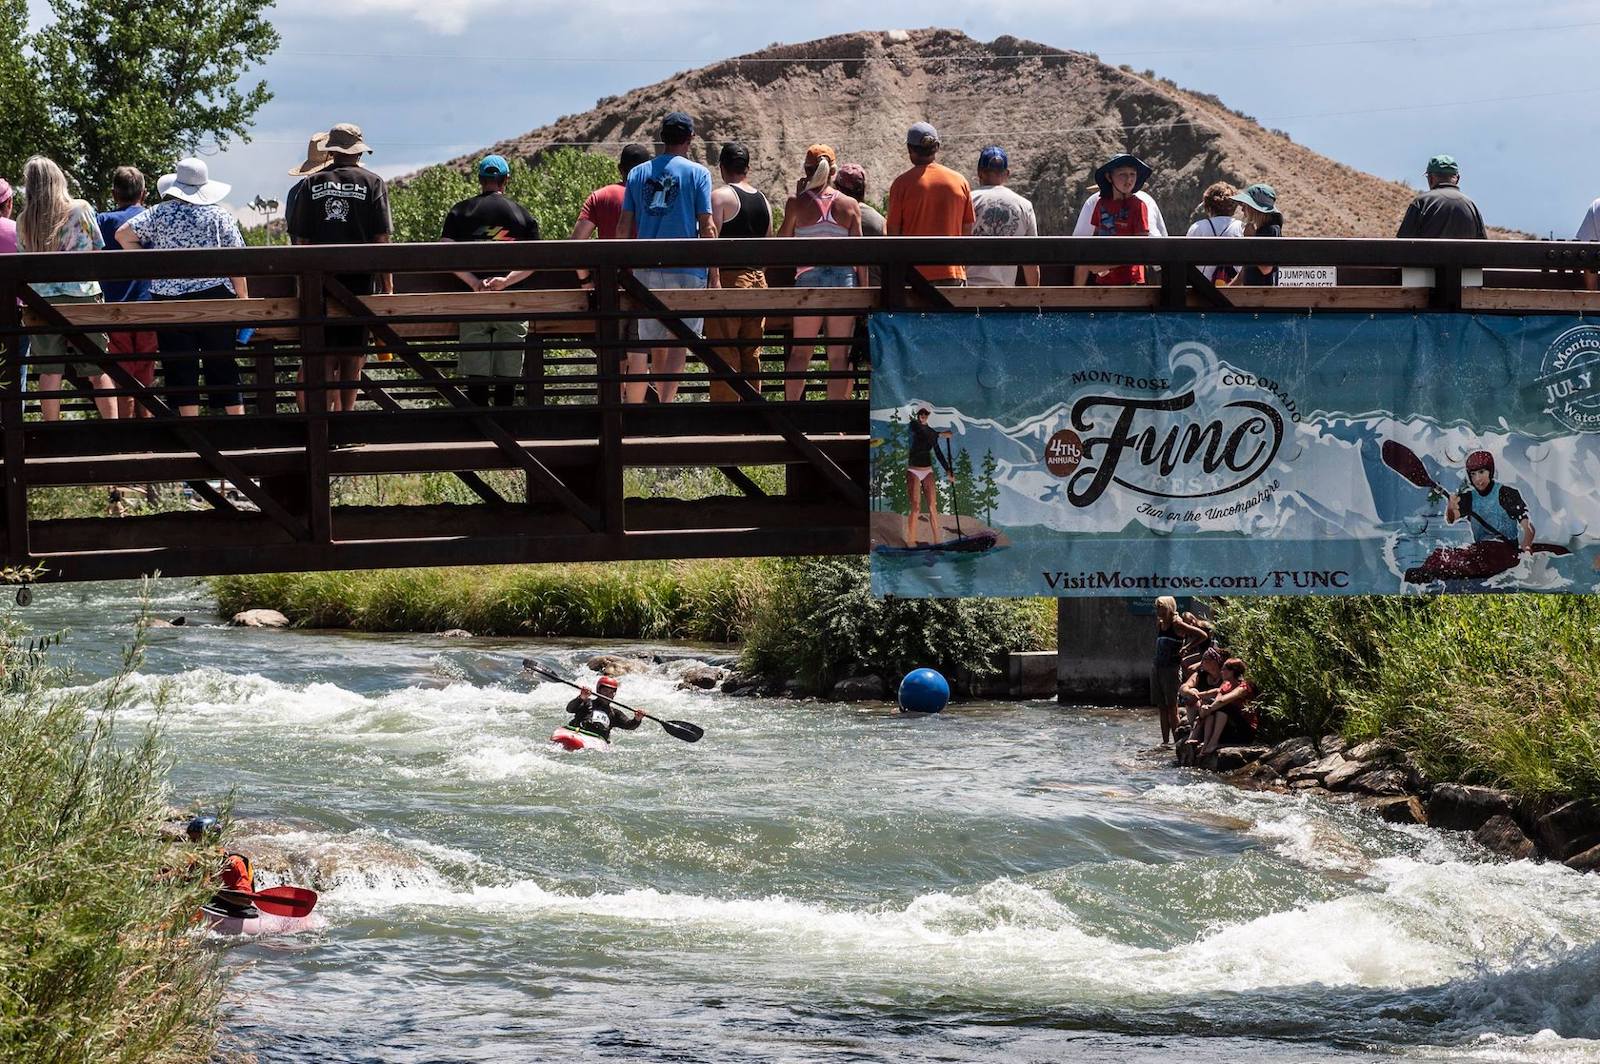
[886,122,975,285]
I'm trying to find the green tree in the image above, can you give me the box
[978,450,1000,523]
[388,150,619,244]
[950,446,975,519]
[881,411,909,514]
[5,0,279,205]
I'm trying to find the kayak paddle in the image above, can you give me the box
[521,659,704,743]
[1380,441,1570,555]
[214,884,318,918]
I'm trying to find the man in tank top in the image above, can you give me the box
[705,142,771,402]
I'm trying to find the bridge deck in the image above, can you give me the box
[0,235,1593,583]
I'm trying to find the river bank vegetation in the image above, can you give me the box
[0,629,224,1062]
[211,557,1055,694]
[1216,595,1600,804]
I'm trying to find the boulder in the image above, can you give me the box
[1427,784,1517,832]
[230,608,289,628]
[438,628,473,639]
[1474,815,1537,860]
[1212,745,1271,773]
[1264,737,1320,775]
[1323,758,1380,791]
[1366,795,1428,825]
[1289,778,1323,791]
[1318,734,1350,756]
[1345,739,1402,763]
[1534,799,1600,861]
[1286,752,1347,786]
[783,678,807,697]
[720,671,761,696]
[1566,843,1600,874]
[1349,766,1412,796]
[677,665,728,690]
[586,654,650,676]
[829,674,887,701]
[1224,761,1282,791]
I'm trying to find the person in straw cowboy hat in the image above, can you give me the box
[115,157,249,416]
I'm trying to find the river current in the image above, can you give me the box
[30,580,1600,1063]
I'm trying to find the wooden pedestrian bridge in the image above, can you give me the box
[2,234,1596,583]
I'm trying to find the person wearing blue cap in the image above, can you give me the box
[1396,155,1485,240]
[442,154,540,406]
[967,146,1039,287]
[617,111,717,404]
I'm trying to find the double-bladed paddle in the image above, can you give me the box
[522,659,704,743]
[1380,440,1570,555]
[214,884,319,918]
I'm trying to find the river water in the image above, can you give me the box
[29,580,1600,1063]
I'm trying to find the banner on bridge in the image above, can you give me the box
[867,312,1600,598]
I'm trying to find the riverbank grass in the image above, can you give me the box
[1216,596,1600,803]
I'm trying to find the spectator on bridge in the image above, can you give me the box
[1396,155,1486,240]
[1184,181,1243,284]
[284,132,331,240]
[0,179,24,395]
[1575,195,1600,291]
[116,157,248,417]
[966,146,1040,288]
[1229,184,1284,287]
[887,122,974,286]
[835,163,883,276]
[1072,153,1165,287]
[17,156,117,422]
[704,141,771,403]
[441,155,540,408]
[616,112,717,404]
[98,167,156,419]
[780,144,867,401]
[287,122,393,413]
[573,143,652,249]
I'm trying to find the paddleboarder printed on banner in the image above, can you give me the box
[1405,450,1535,583]
[905,408,955,547]
[556,676,642,749]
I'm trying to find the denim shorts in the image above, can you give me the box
[634,268,706,342]
[795,266,857,288]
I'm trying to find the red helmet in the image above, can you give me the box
[596,675,619,691]
[1465,450,1494,474]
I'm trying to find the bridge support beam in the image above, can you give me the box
[1056,597,1153,706]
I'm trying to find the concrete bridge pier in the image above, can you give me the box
[1056,597,1154,705]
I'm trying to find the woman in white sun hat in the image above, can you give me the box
[115,157,248,416]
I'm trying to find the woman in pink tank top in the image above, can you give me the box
[778,145,867,401]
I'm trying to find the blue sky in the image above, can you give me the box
[99,0,1600,236]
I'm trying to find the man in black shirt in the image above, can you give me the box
[1396,155,1486,240]
[287,122,393,412]
[445,155,540,406]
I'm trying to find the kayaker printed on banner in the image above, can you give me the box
[867,312,1600,599]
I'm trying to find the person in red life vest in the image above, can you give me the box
[1192,658,1260,759]
[1404,449,1535,583]
[1072,153,1164,287]
[563,675,643,742]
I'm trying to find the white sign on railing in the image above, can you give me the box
[1277,266,1338,287]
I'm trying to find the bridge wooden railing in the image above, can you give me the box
[0,235,1594,582]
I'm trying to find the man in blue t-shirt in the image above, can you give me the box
[616,111,717,403]
[96,166,154,418]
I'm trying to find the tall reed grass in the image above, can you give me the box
[1215,596,1600,802]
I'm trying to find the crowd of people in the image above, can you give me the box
[1152,596,1260,763]
[0,110,1535,418]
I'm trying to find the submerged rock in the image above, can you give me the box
[438,628,473,639]
[1474,815,1537,860]
[830,674,887,701]
[587,654,650,676]
[1224,760,1282,791]
[1534,799,1600,861]
[1366,795,1428,825]
[1567,842,1600,874]
[1427,784,1516,832]
[677,665,728,690]
[230,608,289,628]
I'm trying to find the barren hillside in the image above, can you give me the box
[434,28,1496,238]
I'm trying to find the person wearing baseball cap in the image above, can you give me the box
[442,155,541,407]
[1396,154,1486,240]
[887,121,975,285]
[967,145,1039,288]
[287,122,393,412]
[616,111,718,403]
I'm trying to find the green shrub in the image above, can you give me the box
[0,627,224,1062]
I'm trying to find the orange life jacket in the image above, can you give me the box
[221,852,255,892]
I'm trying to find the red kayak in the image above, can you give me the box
[1405,540,1520,582]
[550,726,609,752]
[200,903,324,936]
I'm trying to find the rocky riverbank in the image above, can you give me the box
[1200,736,1600,872]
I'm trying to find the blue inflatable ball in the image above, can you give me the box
[898,668,950,713]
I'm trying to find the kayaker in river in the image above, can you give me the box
[564,676,643,742]
[186,814,258,916]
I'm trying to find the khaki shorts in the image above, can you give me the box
[458,319,528,378]
[31,292,109,376]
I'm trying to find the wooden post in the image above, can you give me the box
[301,270,332,543]
[594,268,625,534]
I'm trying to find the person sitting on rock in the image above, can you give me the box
[564,675,643,742]
[1177,646,1225,735]
[1192,658,1260,760]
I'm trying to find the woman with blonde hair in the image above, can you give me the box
[778,144,867,401]
[1153,596,1207,745]
[16,156,117,420]
[1184,181,1243,283]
